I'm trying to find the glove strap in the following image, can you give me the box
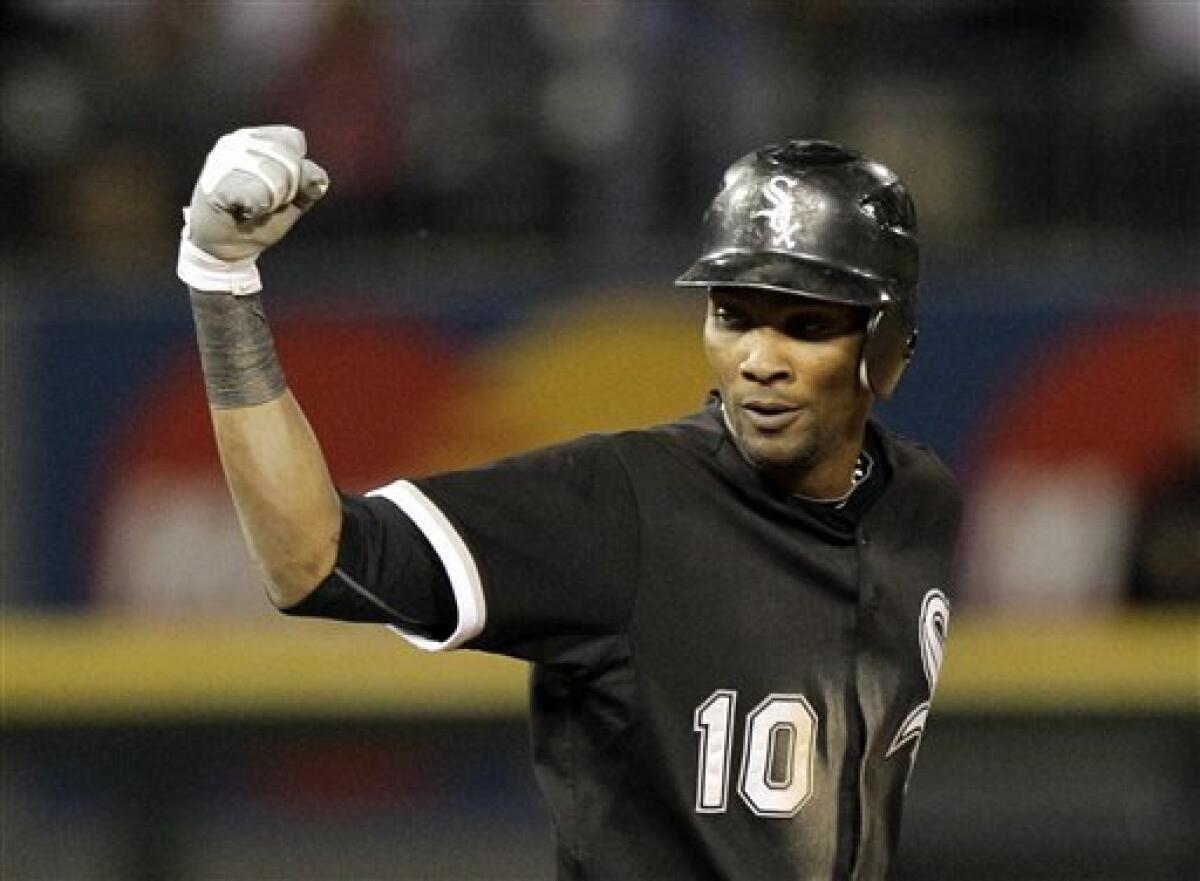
[177,224,262,295]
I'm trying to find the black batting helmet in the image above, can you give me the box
[676,140,919,398]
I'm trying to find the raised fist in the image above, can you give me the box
[178,126,329,294]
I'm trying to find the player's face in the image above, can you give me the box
[703,287,872,497]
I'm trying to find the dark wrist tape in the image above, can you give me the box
[189,289,287,408]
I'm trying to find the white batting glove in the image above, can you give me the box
[177,125,330,294]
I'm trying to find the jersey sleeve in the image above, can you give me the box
[279,493,457,644]
[368,433,641,663]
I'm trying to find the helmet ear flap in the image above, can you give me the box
[859,304,917,399]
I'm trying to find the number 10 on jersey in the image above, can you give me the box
[694,690,818,818]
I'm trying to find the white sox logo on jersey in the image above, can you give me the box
[886,589,950,782]
[752,175,818,250]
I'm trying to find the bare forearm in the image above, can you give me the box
[211,392,341,607]
[190,287,339,607]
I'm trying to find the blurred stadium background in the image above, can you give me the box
[1,2,1196,879]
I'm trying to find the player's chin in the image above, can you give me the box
[736,430,818,475]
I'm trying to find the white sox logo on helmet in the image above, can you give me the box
[752,175,819,250]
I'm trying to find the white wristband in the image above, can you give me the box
[176,224,262,295]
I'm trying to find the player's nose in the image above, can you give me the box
[739,328,793,384]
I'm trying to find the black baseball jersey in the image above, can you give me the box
[289,397,961,880]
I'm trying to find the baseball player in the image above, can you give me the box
[178,126,961,879]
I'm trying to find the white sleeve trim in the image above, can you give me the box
[366,479,486,652]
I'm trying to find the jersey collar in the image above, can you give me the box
[684,393,891,541]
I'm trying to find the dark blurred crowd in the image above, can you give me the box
[1,0,1197,284]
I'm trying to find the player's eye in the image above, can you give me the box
[712,304,751,329]
[783,310,860,340]
[784,318,836,338]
